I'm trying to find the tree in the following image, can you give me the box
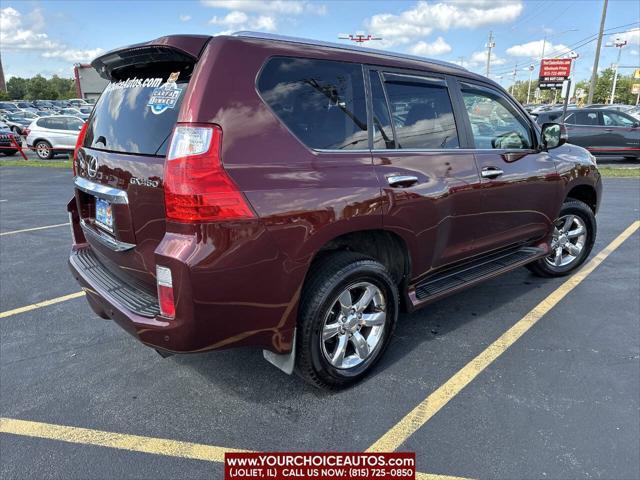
[7,77,28,99]
[25,75,56,100]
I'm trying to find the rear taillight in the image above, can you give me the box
[164,124,254,222]
[73,122,88,176]
[22,129,30,137]
[156,265,175,318]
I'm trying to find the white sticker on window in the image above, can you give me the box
[147,72,182,115]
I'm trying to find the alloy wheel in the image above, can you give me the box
[545,214,587,268]
[321,282,387,370]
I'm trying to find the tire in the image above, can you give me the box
[34,140,53,160]
[295,251,399,390]
[527,199,596,277]
[623,156,639,161]
[1,150,17,156]
[11,127,21,136]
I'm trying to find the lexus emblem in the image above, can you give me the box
[87,157,98,178]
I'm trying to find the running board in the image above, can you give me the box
[412,246,546,305]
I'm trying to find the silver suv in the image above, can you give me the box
[26,116,85,159]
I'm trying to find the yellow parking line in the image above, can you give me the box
[0,222,69,236]
[0,417,472,479]
[0,418,249,463]
[0,292,85,319]
[367,220,640,453]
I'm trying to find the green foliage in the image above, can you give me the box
[0,90,10,101]
[5,75,76,100]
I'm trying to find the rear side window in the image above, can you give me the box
[383,75,459,149]
[84,74,189,155]
[257,57,368,150]
[370,71,395,149]
[65,117,85,131]
[575,111,600,126]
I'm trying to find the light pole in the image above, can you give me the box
[526,64,535,104]
[510,63,518,96]
[486,31,495,77]
[606,38,627,104]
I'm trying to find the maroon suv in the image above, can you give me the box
[68,32,601,389]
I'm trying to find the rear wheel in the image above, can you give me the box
[527,199,596,277]
[1,150,17,156]
[295,251,398,389]
[34,140,53,160]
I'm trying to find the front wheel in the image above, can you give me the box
[527,199,596,277]
[295,251,398,389]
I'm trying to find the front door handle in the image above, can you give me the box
[387,175,419,188]
[481,167,504,179]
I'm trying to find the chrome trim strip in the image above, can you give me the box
[80,220,135,252]
[74,177,128,204]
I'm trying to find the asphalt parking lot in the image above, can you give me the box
[0,166,639,480]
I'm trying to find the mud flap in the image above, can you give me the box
[263,330,296,375]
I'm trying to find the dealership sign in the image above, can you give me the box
[539,59,573,89]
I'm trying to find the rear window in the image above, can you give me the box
[257,57,368,150]
[84,74,188,156]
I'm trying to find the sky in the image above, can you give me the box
[1,0,639,88]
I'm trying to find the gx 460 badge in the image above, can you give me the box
[130,177,160,188]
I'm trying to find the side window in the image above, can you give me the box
[257,57,368,150]
[383,76,459,149]
[564,113,576,125]
[461,86,532,149]
[602,111,635,127]
[369,71,395,149]
[37,118,52,129]
[65,117,84,131]
[575,111,599,126]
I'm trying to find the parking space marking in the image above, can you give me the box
[367,220,640,453]
[0,222,69,236]
[0,417,248,462]
[0,291,85,319]
[0,418,472,479]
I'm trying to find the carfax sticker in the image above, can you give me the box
[147,71,182,115]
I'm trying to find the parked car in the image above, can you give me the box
[0,102,21,113]
[26,115,85,159]
[0,121,19,156]
[68,32,601,389]
[628,106,640,120]
[586,103,634,113]
[59,108,89,120]
[1,111,38,135]
[68,98,90,108]
[536,108,639,159]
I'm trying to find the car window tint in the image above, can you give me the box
[602,111,635,127]
[257,57,368,150]
[383,78,459,149]
[370,71,395,149]
[65,117,85,131]
[575,111,600,126]
[461,87,532,149]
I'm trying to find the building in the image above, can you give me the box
[73,64,109,100]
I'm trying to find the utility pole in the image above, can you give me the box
[510,63,518,95]
[587,0,608,104]
[458,56,465,68]
[486,31,495,77]
[526,64,535,104]
[608,38,627,104]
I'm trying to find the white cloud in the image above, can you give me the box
[466,50,507,68]
[209,10,277,32]
[202,0,325,15]
[179,14,192,22]
[42,48,105,63]
[1,6,102,63]
[365,1,523,47]
[506,39,569,58]
[409,36,452,56]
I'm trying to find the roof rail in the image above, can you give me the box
[232,31,466,71]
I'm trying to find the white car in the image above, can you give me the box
[26,115,85,159]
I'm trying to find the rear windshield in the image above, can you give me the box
[84,74,188,156]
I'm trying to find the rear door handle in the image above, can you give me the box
[481,167,504,179]
[387,175,419,188]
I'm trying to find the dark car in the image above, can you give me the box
[537,108,640,159]
[0,121,19,156]
[68,32,601,389]
[0,102,20,113]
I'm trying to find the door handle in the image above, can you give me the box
[481,167,504,179]
[387,175,419,188]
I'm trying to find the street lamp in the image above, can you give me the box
[525,64,535,104]
[606,38,627,104]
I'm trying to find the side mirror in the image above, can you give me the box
[541,122,568,150]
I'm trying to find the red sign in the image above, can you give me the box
[225,452,416,480]
[539,59,572,78]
